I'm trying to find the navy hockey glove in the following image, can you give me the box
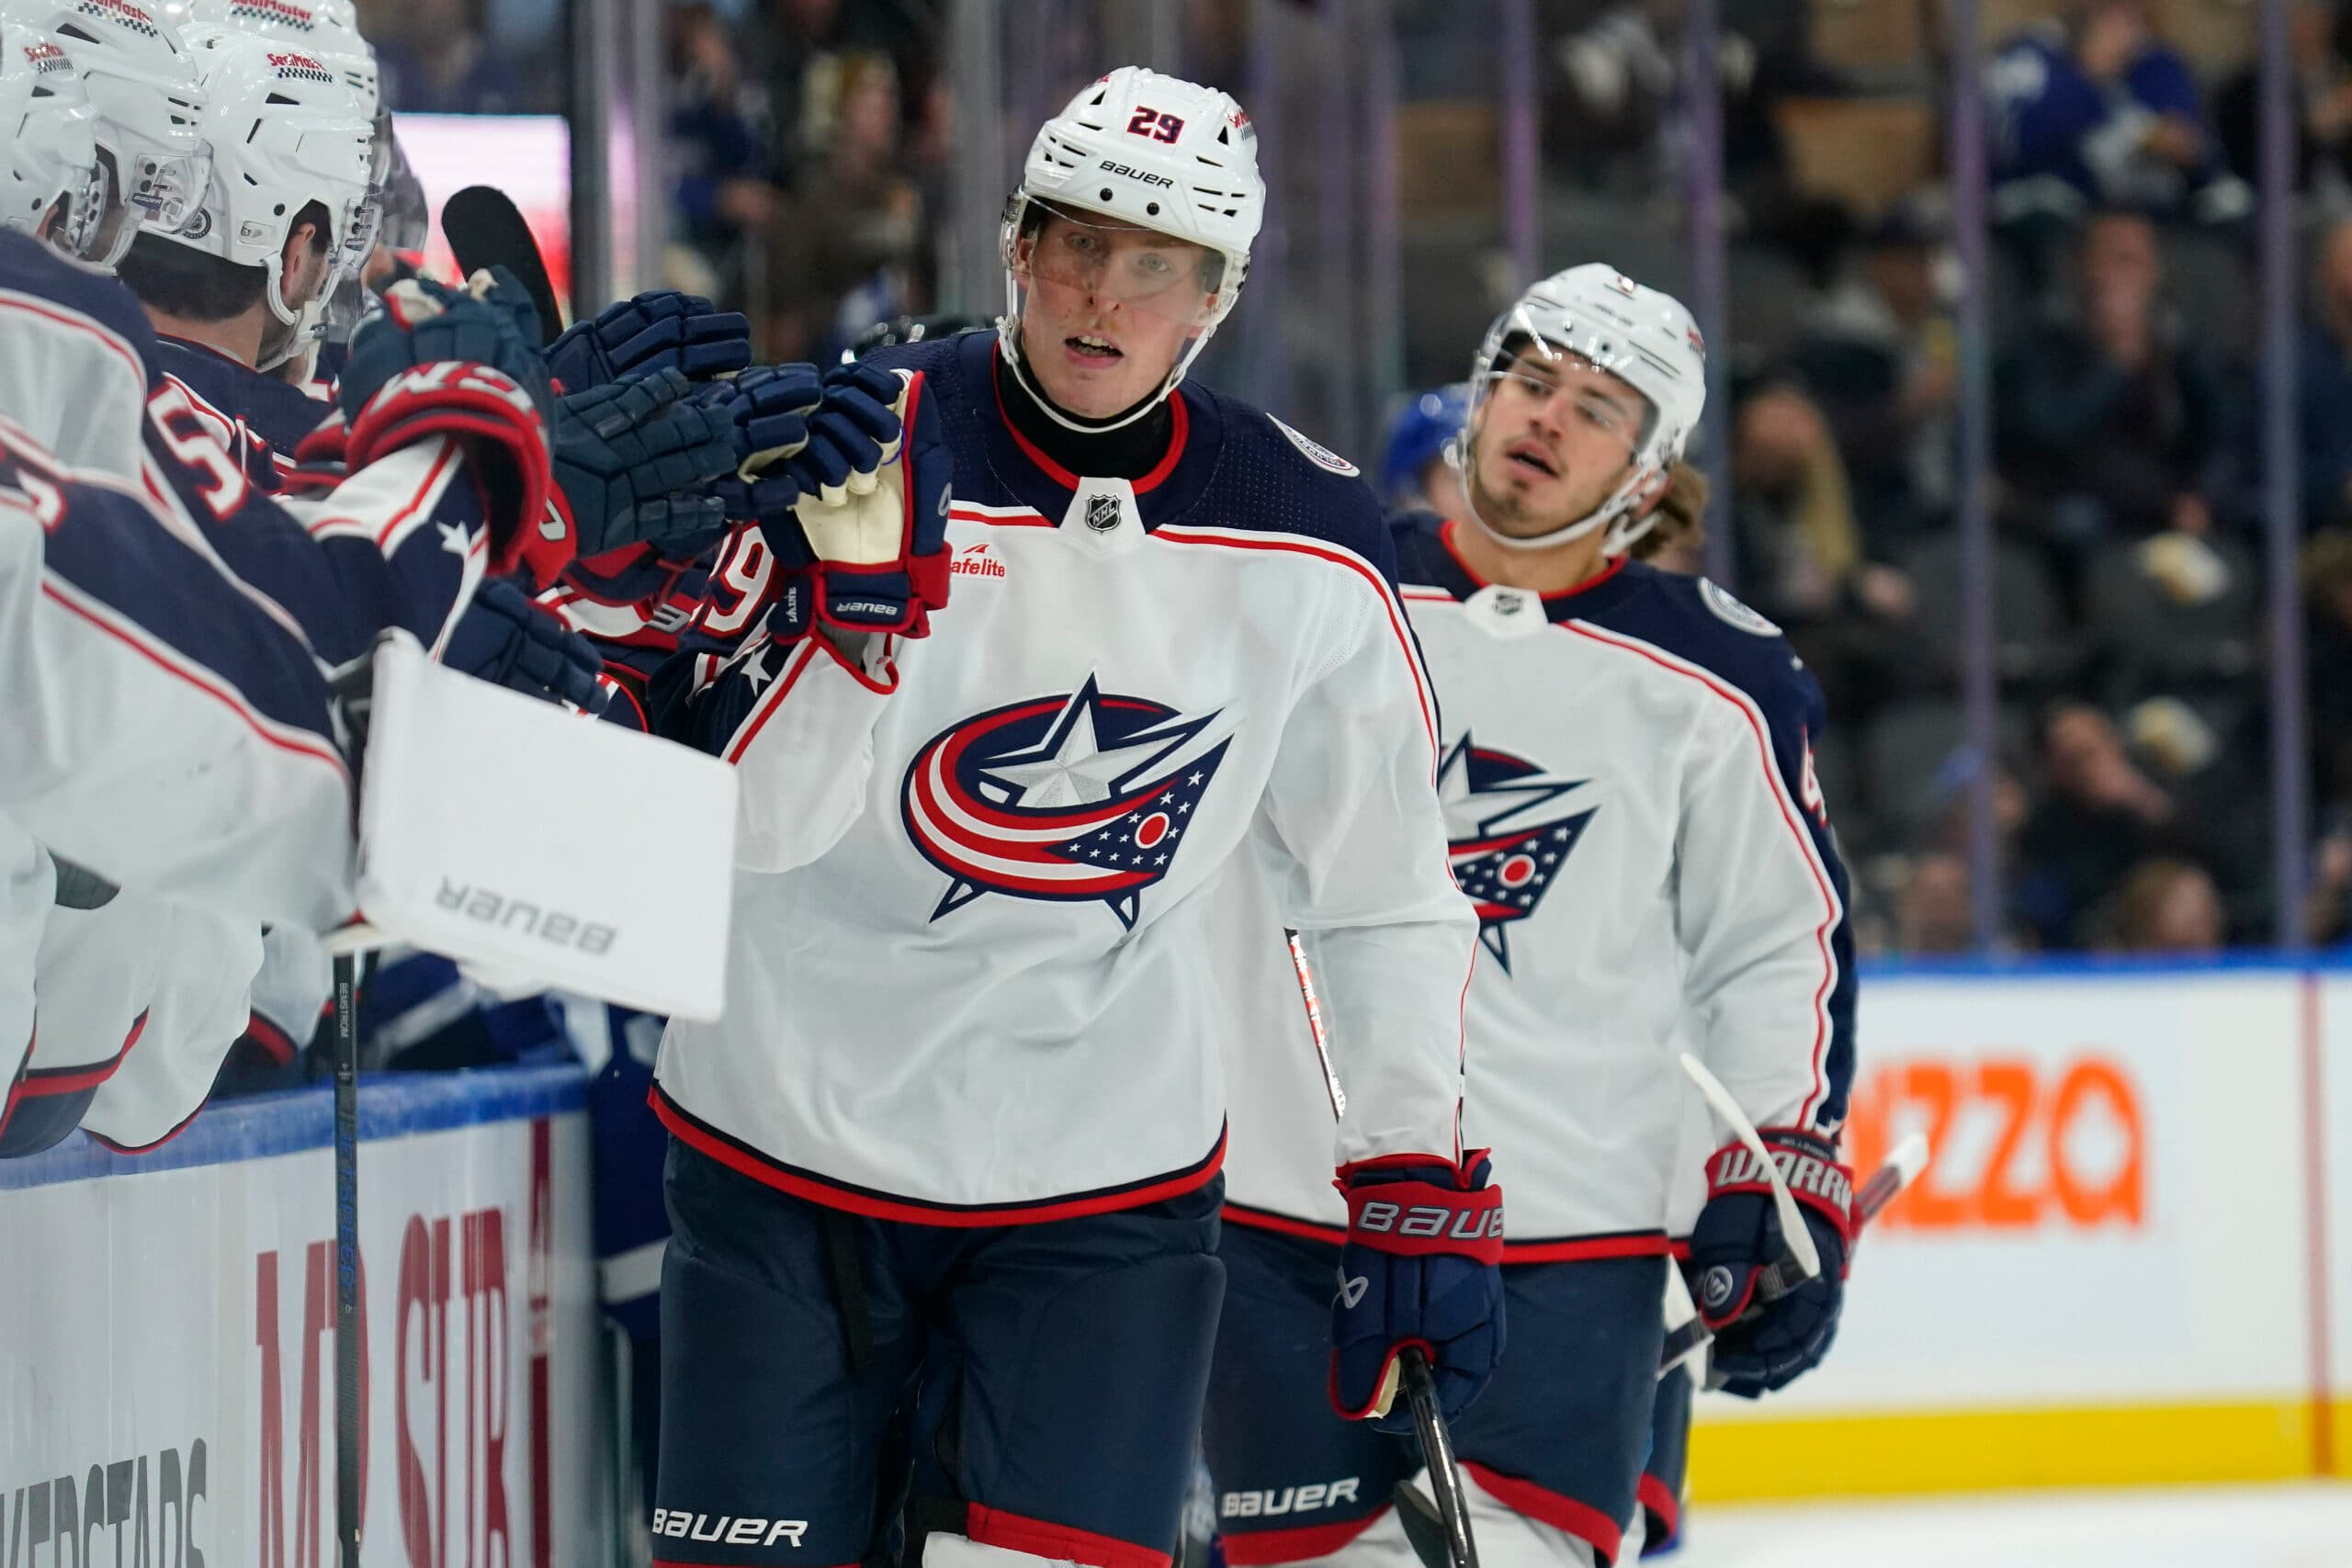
[696,362,825,524]
[790,367,950,635]
[1330,1150,1506,1431]
[336,273,557,580]
[544,289,752,389]
[443,576,611,714]
[337,268,553,427]
[1685,1129,1855,1399]
[796,362,905,502]
[551,367,737,559]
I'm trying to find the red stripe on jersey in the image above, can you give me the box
[17,1008,148,1096]
[952,505,1054,527]
[1150,527,1441,783]
[1221,1202,1345,1246]
[1560,619,1841,1125]
[1218,1510,1395,1564]
[650,1084,1226,1227]
[40,577,351,776]
[1462,1462,1623,1562]
[0,290,147,395]
[1437,518,1628,601]
[989,369,1190,496]
[1500,1230,1671,1263]
[967,1504,1171,1568]
[373,441,460,549]
[88,1090,209,1154]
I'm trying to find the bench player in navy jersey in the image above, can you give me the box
[0,12,649,1150]
[1207,265,1862,1567]
[646,66,1503,1568]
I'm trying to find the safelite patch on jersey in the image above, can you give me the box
[1699,578,1781,637]
[1270,415,1360,477]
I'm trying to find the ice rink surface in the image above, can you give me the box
[1669,1483,2352,1567]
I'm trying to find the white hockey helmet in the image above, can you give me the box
[167,0,382,274]
[1,0,209,237]
[0,25,125,263]
[1000,65,1264,430]
[1453,262,1708,556]
[165,27,372,348]
[162,0,375,109]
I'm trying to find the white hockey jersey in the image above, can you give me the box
[1223,517,1857,1256]
[651,329,1476,1224]
[0,232,499,931]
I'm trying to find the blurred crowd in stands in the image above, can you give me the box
[355,0,2352,960]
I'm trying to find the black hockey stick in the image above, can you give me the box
[331,948,363,1568]
[1392,1349,1479,1568]
[440,185,564,346]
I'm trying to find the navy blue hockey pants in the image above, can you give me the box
[653,1137,1226,1568]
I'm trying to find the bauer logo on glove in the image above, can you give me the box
[785,367,955,636]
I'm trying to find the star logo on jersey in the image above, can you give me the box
[1440,733,1596,974]
[900,676,1231,928]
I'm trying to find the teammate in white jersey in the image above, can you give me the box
[646,67,1501,1568]
[1207,265,1861,1568]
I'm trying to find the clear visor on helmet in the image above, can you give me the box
[128,142,211,235]
[1474,327,1657,449]
[1004,197,1225,333]
[1465,332,1656,509]
[62,148,136,268]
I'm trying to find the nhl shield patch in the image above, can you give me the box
[1084,491,1122,532]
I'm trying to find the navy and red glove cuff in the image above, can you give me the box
[1335,1150,1506,1264]
[1701,1128,1857,1260]
[343,363,556,581]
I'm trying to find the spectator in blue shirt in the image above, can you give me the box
[1988,1,2247,229]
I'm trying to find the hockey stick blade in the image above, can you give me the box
[1393,1478,1453,1568]
[440,186,563,346]
[1396,1349,1479,1568]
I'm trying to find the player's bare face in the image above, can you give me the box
[1015,210,1216,418]
[1467,349,1643,538]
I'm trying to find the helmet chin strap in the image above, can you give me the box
[995,315,1204,435]
[1448,428,1665,558]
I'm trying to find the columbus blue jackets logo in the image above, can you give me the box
[901,677,1231,927]
[1441,733,1595,973]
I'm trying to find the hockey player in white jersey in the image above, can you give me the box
[1206,265,1860,1568]
[647,66,1499,1568]
[0,10,634,1144]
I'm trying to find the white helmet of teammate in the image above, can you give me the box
[165,0,382,280]
[0,0,209,238]
[1453,262,1708,556]
[0,25,128,263]
[165,27,372,355]
[161,0,374,109]
[1000,65,1265,431]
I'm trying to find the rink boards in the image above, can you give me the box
[1689,958,2352,1500]
[0,1065,609,1565]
